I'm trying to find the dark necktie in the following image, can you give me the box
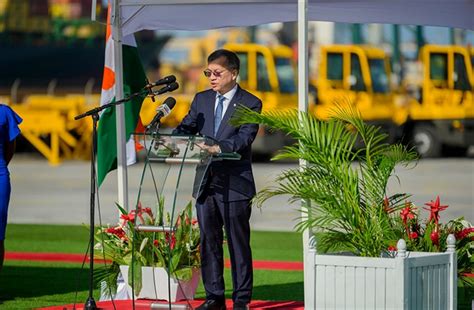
[214,95,225,136]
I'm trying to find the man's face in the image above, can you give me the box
[204,58,237,94]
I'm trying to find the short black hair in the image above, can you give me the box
[207,49,240,72]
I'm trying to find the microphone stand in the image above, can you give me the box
[74,88,149,310]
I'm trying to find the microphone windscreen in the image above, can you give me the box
[163,97,177,109]
[167,82,179,92]
[165,75,177,83]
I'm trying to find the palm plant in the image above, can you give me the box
[233,102,418,257]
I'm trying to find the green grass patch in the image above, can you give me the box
[5,224,303,260]
[2,224,304,309]
[0,260,303,309]
[250,231,303,261]
[0,260,92,309]
[2,224,472,309]
[5,224,89,253]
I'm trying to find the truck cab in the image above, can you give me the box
[312,45,397,140]
[224,43,297,112]
[404,45,474,157]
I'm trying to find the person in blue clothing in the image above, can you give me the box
[173,49,262,310]
[0,104,22,272]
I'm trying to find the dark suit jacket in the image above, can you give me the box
[173,85,262,201]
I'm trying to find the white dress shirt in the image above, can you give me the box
[215,84,238,116]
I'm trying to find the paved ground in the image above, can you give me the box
[7,156,474,231]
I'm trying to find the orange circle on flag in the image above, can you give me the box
[102,67,115,90]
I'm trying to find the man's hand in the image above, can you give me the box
[195,142,221,155]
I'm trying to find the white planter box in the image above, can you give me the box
[304,237,457,310]
[120,266,200,302]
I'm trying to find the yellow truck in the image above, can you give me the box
[311,44,474,157]
[148,43,474,158]
[224,43,298,156]
[400,45,474,157]
[12,42,473,164]
[310,45,399,145]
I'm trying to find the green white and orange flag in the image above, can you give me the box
[97,5,147,186]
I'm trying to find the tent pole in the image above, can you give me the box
[297,0,312,308]
[112,0,129,210]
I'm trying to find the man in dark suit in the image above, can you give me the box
[173,49,262,310]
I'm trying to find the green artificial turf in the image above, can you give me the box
[0,261,92,309]
[250,231,303,261]
[5,224,304,260]
[1,224,472,309]
[5,224,89,253]
[1,224,304,309]
[0,261,304,309]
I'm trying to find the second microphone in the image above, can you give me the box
[147,97,177,131]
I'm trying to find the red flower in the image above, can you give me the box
[170,235,176,250]
[142,207,153,218]
[423,196,448,225]
[430,231,440,245]
[165,232,177,250]
[120,211,136,223]
[153,239,159,247]
[105,227,115,234]
[106,226,127,239]
[136,202,153,219]
[388,245,397,251]
[455,227,474,240]
[191,219,198,226]
[400,202,416,225]
[409,232,418,239]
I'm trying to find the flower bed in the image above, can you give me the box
[94,198,200,297]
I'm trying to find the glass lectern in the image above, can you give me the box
[140,133,241,164]
[132,133,241,232]
[116,133,242,302]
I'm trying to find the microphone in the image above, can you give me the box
[147,97,177,130]
[146,75,176,87]
[152,82,179,96]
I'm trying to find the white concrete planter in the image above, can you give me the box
[120,265,200,302]
[304,235,457,310]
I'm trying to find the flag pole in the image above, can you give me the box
[297,0,313,308]
[112,0,129,210]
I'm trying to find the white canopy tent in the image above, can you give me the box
[119,0,473,35]
[107,0,473,304]
[110,0,473,210]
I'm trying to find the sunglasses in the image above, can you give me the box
[203,69,227,78]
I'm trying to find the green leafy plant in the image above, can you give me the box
[94,197,200,295]
[234,103,473,284]
[233,103,418,257]
[396,197,474,285]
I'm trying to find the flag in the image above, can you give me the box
[97,5,147,186]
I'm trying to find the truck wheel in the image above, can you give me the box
[412,125,441,158]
